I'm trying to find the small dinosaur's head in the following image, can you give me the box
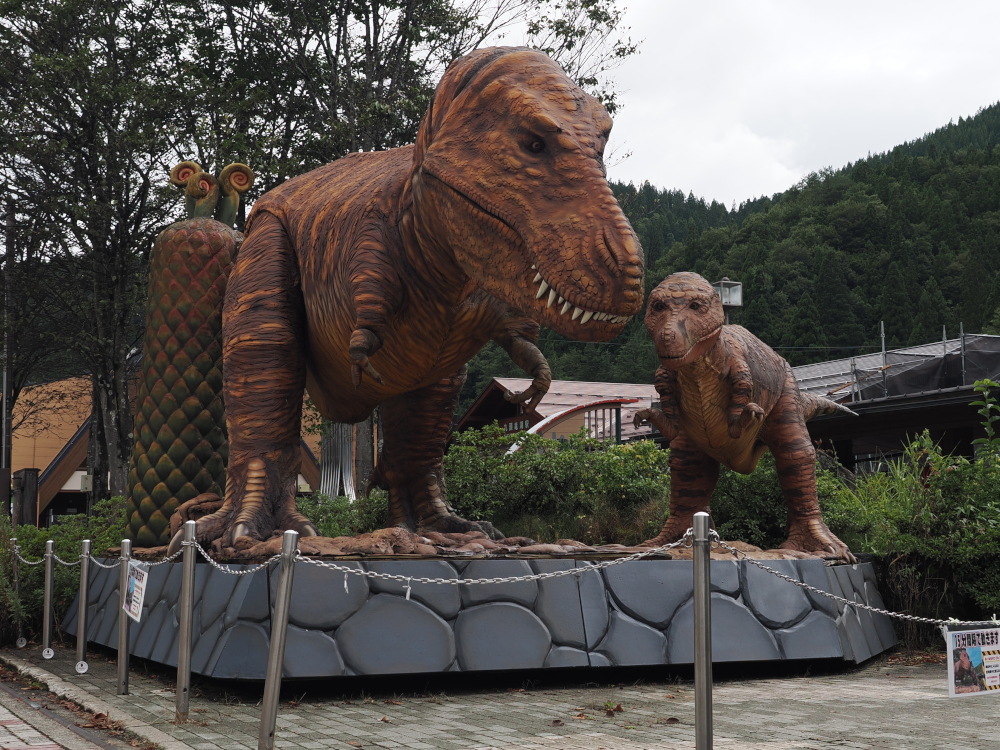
[645,272,724,369]
[410,47,643,341]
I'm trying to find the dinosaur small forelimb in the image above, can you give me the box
[349,327,384,386]
[633,407,680,441]
[505,361,552,412]
[728,402,765,439]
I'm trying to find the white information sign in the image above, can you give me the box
[123,559,148,623]
[947,628,1000,697]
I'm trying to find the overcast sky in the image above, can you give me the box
[603,0,1000,207]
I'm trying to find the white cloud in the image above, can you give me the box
[605,0,1000,205]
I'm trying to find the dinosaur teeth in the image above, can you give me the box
[530,268,626,325]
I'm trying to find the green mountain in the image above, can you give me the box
[643,100,1000,365]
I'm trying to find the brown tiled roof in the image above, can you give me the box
[493,378,657,441]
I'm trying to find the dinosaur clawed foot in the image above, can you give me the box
[416,513,504,541]
[640,516,695,549]
[779,517,856,564]
[165,458,318,556]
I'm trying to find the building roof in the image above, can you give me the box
[791,334,1000,398]
[489,378,656,441]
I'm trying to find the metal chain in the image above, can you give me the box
[11,546,44,566]
[51,553,81,567]
[88,555,123,570]
[712,536,1000,629]
[190,539,281,576]
[141,547,186,566]
[298,533,692,587]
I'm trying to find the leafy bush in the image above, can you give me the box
[818,380,1000,645]
[296,490,390,537]
[443,425,670,544]
[710,454,788,550]
[0,495,129,646]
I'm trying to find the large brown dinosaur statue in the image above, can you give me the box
[169,47,644,554]
[634,272,857,563]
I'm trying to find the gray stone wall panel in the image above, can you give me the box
[455,602,550,671]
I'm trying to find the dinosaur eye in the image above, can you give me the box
[650,299,667,313]
[527,139,546,153]
[689,300,702,311]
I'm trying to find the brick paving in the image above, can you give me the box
[0,646,994,750]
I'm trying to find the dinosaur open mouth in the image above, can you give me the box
[530,267,630,325]
[423,169,631,327]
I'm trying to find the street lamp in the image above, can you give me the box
[711,277,742,324]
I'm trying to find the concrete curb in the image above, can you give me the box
[0,652,188,750]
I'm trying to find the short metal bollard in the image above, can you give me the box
[75,539,91,674]
[41,540,54,659]
[175,521,197,724]
[259,530,300,750]
[11,538,25,648]
[117,539,132,695]
[693,512,713,750]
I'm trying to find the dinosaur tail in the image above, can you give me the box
[799,392,859,421]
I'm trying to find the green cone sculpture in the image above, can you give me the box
[125,162,253,546]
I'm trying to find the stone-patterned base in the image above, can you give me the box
[63,558,896,679]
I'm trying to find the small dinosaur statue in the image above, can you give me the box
[169,47,644,554]
[634,272,857,562]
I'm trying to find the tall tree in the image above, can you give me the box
[0,0,184,499]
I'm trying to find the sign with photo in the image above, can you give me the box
[123,559,148,623]
[947,628,1000,697]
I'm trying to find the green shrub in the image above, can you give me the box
[296,490,390,537]
[0,495,129,646]
[443,425,670,544]
[817,382,1000,646]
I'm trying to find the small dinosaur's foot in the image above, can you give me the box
[165,458,318,556]
[780,517,856,564]
[416,513,504,541]
[640,516,694,549]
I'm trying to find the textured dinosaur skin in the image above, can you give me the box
[634,272,856,562]
[172,47,644,553]
[126,162,254,546]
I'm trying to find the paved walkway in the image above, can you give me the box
[0,646,992,750]
[0,672,128,750]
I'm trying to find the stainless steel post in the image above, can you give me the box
[175,520,196,724]
[259,530,299,750]
[117,539,132,695]
[74,539,91,673]
[41,540,54,659]
[11,537,24,648]
[693,512,713,750]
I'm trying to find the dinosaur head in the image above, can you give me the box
[409,47,644,341]
[645,272,724,370]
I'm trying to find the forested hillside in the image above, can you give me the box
[461,100,1000,409]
